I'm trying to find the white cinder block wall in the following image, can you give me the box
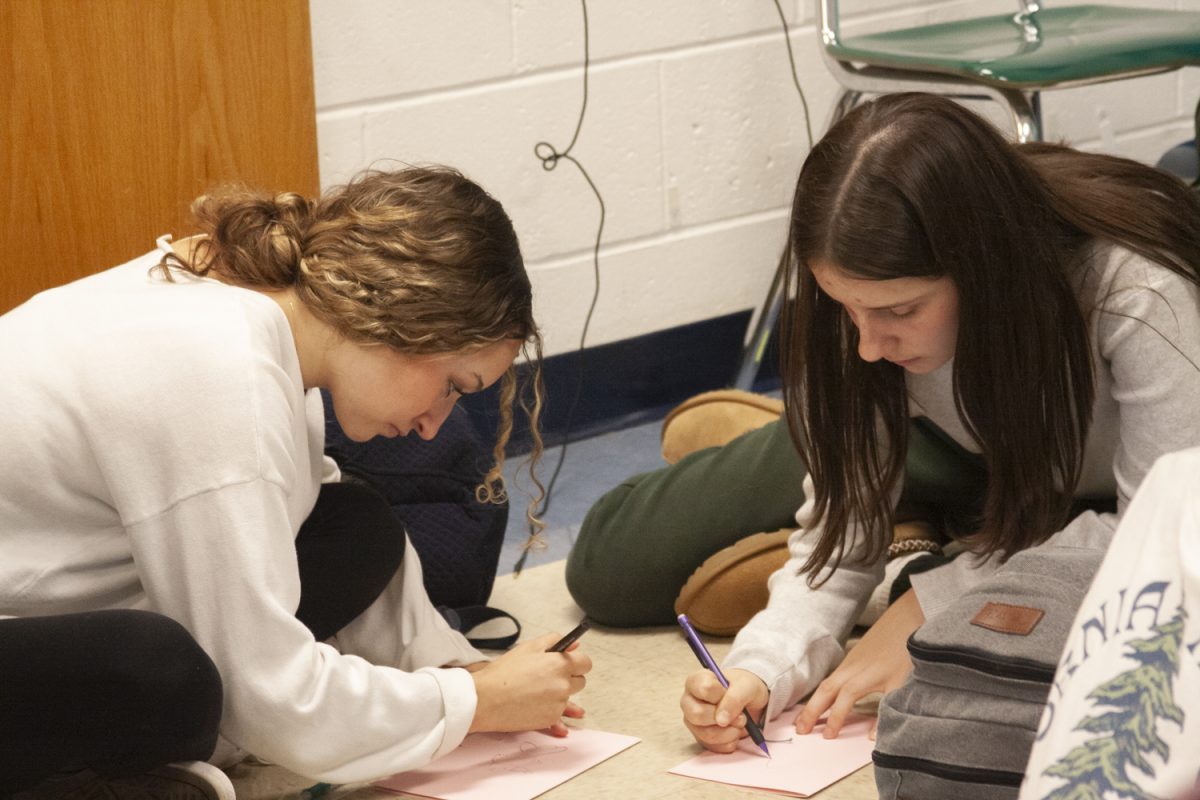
[311,0,1200,359]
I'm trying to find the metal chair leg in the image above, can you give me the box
[733,247,789,390]
[999,87,1043,142]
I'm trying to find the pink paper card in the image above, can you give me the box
[669,708,875,797]
[374,728,639,800]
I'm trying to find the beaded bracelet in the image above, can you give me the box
[887,538,943,559]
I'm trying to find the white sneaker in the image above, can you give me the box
[16,761,235,800]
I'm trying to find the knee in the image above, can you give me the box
[323,480,407,571]
[566,482,680,627]
[566,483,636,581]
[99,611,223,739]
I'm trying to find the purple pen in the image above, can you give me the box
[678,614,771,758]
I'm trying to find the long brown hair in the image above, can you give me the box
[784,93,1200,581]
[159,166,544,516]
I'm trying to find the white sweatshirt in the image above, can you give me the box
[1019,446,1200,800]
[0,239,483,782]
[725,242,1200,720]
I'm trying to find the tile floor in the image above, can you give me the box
[496,414,672,575]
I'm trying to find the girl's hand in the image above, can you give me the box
[680,667,768,753]
[795,588,925,739]
[469,632,591,735]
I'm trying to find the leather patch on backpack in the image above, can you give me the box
[970,602,1044,635]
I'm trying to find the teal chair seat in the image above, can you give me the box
[832,5,1200,88]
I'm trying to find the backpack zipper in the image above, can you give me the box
[872,751,1024,788]
[907,638,1057,683]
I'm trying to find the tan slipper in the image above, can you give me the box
[674,528,793,636]
[661,389,784,464]
[676,522,944,636]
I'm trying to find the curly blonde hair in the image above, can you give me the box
[159,166,545,523]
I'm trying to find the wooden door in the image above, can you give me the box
[0,0,319,312]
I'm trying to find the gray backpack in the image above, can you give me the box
[873,542,1104,799]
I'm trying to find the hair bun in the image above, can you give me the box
[184,186,315,287]
[265,192,313,278]
[270,192,312,230]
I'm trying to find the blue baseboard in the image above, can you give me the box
[460,309,781,455]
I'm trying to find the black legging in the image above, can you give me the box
[0,480,406,793]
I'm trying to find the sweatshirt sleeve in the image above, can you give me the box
[723,471,891,720]
[126,478,480,783]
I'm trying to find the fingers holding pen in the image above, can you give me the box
[681,668,765,753]
[549,638,593,692]
[531,625,591,738]
[540,628,590,735]
[469,632,592,735]
[714,669,767,727]
[536,631,593,697]
[682,698,744,752]
[681,669,732,725]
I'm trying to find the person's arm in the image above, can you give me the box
[128,480,473,781]
[328,533,591,739]
[794,587,923,739]
[128,479,589,782]
[682,471,891,744]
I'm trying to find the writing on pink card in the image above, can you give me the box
[669,708,875,797]
[374,729,639,800]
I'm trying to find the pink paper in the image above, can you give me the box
[669,708,875,797]
[374,728,639,800]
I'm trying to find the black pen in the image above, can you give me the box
[678,614,770,758]
[547,619,590,652]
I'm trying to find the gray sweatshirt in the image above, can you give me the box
[725,242,1200,720]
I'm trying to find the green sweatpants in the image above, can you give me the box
[564,417,989,628]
